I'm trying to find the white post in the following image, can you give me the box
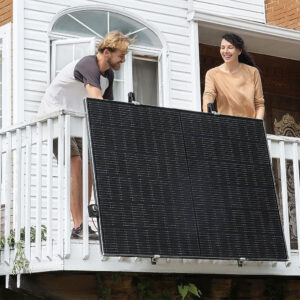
[35,122,42,261]
[190,20,201,111]
[64,115,71,258]
[58,115,65,259]
[268,139,272,164]
[292,142,300,263]
[46,119,53,260]
[14,129,22,257]
[82,117,89,259]
[25,126,32,261]
[13,0,24,123]
[279,141,291,256]
[4,132,12,265]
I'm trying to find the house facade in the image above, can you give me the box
[0,0,300,298]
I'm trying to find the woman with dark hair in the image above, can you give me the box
[203,33,265,119]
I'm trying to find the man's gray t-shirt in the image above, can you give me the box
[38,55,114,115]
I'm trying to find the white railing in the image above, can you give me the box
[268,135,300,260]
[0,111,92,275]
[0,113,299,277]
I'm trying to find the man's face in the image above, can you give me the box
[107,49,127,70]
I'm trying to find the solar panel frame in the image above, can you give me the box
[85,98,288,261]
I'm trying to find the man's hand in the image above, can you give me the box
[86,84,103,99]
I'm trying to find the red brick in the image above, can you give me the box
[265,0,300,31]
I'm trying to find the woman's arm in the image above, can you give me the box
[253,69,265,119]
[202,70,217,112]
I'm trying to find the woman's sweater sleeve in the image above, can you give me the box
[203,70,217,112]
[254,69,265,119]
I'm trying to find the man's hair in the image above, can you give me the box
[97,31,133,53]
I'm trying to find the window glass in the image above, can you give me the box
[109,12,142,35]
[74,42,93,60]
[135,28,162,48]
[132,57,158,106]
[71,10,108,38]
[113,63,125,101]
[52,14,95,37]
[51,10,162,49]
[55,43,73,74]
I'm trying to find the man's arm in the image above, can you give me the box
[85,84,103,99]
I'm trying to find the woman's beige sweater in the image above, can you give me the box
[203,63,265,119]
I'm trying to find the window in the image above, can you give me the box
[50,9,164,106]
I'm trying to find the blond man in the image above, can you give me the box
[39,31,132,239]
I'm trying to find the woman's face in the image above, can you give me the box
[220,39,241,63]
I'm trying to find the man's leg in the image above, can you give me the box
[70,138,97,239]
[70,155,83,229]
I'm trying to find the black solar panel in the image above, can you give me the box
[85,98,287,261]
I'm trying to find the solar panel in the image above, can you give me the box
[85,98,287,261]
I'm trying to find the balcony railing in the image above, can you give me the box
[0,111,300,281]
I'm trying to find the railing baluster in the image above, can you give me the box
[268,139,272,164]
[21,135,26,232]
[25,126,32,262]
[35,122,42,261]
[292,142,300,263]
[14,129,22,259]
[0,135,2,243]
[82,118,89,259]
[58,115,65,259]
[46,119,53,260]
[4,132,12,265]
[279,141,291,256]
[64,115,71,258]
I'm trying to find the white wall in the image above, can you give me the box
[193,0,266,23]
[23,0,197,120]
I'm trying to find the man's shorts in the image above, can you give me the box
[53,137,83,160]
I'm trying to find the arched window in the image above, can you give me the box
[49,8,165,106]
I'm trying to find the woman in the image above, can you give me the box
[203,33,265,119]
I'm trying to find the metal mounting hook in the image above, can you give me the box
[237,257,246,267]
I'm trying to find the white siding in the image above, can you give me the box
[193,0,266,23]
[23,0,197,120]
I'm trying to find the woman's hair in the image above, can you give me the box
[98,31,133,53]
[222,32,256,67]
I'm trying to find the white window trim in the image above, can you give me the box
[0,23,12,129]
[13,0,24,124]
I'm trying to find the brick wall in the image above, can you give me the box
[265,0,300,30]
[0,0,12,26]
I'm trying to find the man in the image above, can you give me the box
[39,31,132,239]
